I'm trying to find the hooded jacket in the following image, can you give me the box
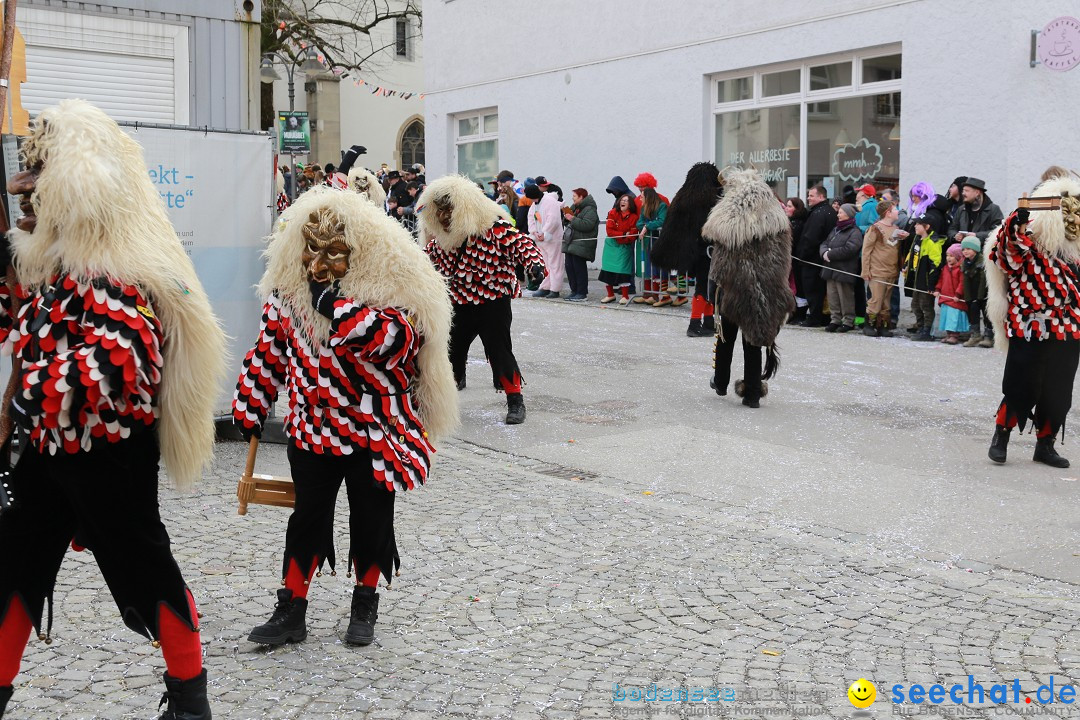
[563,194,599,260]
[233,186,459,492]
[651,162,723,274]
[819,221,863,283]
[703,168,795,348]
[605,176,636,208]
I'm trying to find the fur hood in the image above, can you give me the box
[347,166,388,207]
[652,162,723,272]
[9,99,226,489]
[984,174,1080,351]
[703,167,794,348]
[260,185,459,440]
[416,175,510,252]
[702,167,790,250]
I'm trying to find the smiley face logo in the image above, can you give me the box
[848,678,876,708]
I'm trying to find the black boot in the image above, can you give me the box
[1033,437,1070,468]
[455,376,466,391]
[247,588,307,646]
[988,427,1010,464]
[0,685,12,718]
[702,315,716,334]
[686,319,713,337]
[157,670,211,720]
[505,393,526,425]
[344,585,379,646]
[709,377,727,396]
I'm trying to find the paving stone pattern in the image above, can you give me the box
[9,436,1080,719]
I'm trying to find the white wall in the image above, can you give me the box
[424,0,1080,211]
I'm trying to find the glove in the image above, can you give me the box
[336,145,367,177]
[1010,208,1030,230]
[527,264,546,284]
[235,417,261,442]
[309,279,342,319]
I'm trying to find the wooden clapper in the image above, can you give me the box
[236,437,295,515]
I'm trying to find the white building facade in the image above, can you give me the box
[268,0,425,171]
[424,0,1080,209]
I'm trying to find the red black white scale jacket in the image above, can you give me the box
[424,220,546,305]
[0,274,162,454]
[990,212,1080,341]
[233,292,434,492]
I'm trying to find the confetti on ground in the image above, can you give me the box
[762,649,781,656]
[642,491,654,495]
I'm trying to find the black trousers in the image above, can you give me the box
[693,252,711,300]
[449,298,523,391]
[713,315,763,401]
[998,337,1080,437]
[799,266,826,322]
[0,432,194,639]
[284,443,397,582]
[564,253,590,297]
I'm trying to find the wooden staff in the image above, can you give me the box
[0,0,18,133]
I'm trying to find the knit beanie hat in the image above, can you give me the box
[960,237,982,253]
[946,243,964,259]
[839,203,857,220]
[523,184,543,201]
[876,199,894,218]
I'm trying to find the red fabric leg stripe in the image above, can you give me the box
[0,596,32,687]
[285,557,319,600]
[158,590,202,682]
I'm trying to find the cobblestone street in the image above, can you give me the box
[10,299,1080,719]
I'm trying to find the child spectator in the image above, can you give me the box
[907,216,945,342]
[819,203,863,332]
[960,237,993,348]
[861,199,903,337]
[935,244,969,344]
[634,175,670,306]
[600,193,638,304]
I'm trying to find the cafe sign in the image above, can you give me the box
[1037,16,1080,72]
[832,138,883,183]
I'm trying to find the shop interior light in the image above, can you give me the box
[783,132,799,150]
[834,128,850,147]
[888,121,901,141]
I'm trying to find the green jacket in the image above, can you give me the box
[563,194,599,260]
[962,253,988,304]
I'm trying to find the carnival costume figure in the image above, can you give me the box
[702,168,795,408]
[420,176,546,425]
[0,100,226,720]
[233,186,457,647]
[985,174,1080,468]
[651,162,723,337]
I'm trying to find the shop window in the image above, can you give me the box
[716,76,752,103]
[761,69,800,97]
[806,93,900,199]
[809,62,852,91]
[455,110,498,184]
[715,104,801,196]
[862,54,901,83]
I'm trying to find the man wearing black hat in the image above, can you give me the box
[385,170,411,215]
[948,177,1003,248]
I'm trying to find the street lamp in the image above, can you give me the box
[261,49,326,200]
